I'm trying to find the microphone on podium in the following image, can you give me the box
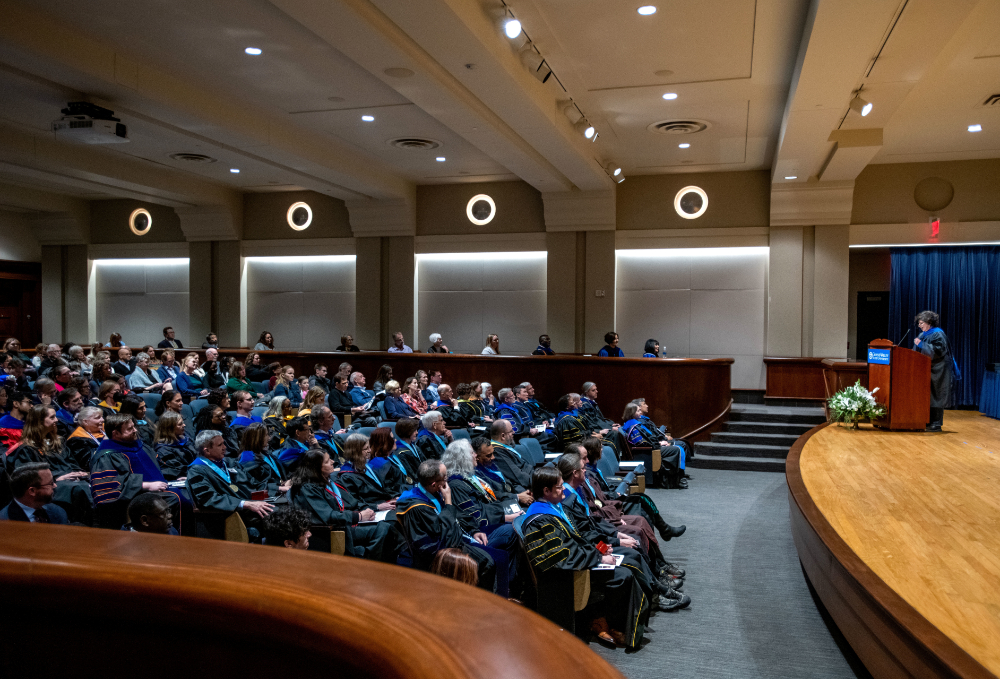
[898,327,911,347]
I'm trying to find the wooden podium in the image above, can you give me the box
[867,339,931,430]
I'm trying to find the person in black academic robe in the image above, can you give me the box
[4,441,92,524]
[185,435,274,535]
[914,311,954,431]
[239,450,287,495]
[488,423,535,490]
[155,437,198,481]
[64,426,103,471]
[339,460,396,507]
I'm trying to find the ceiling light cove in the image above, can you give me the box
[969,124,982,132]
[662,92,678,100]
[361,115,375,122]
[504,19,522,39]
[638,6,657,15]
[244,47,262,56]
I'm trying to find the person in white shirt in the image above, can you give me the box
[481,334,500,355]
[387,331,413,353]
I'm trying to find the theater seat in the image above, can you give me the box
[518,438,544,464]
[377,421,396,435]
[451,429,470,441]
[376,401,387,420]
[307,525,346,555]
[189,399,211,416]
[180,404,195,430]
[251,381,268,394]
[138,393,160,411]
[251,406,268,419]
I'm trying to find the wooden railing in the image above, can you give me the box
[0,522,625,679]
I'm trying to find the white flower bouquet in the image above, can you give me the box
[828,380,886,428]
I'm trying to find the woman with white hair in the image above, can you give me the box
[427,333,449,353]
[129,352,164,393]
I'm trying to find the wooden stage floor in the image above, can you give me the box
[797,410,1000,677]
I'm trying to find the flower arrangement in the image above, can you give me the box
[828,380,886,428]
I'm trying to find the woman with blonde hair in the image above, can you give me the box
[153,411,196,481]
[298,386,327,417]
[175,352,208,400]
[271,365,302,406]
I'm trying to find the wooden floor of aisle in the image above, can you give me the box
[799,410,1000,676]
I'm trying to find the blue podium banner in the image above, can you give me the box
[867,348,891,365]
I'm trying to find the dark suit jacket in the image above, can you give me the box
[157,339,184,349]
[0,500,69,523]
[111,360,136,377]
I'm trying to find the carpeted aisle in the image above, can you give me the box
[590,469,871,679]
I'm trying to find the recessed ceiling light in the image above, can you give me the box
[662,92,678,100]
[638,6,657,15]
[504,19,522,39]
[785,176,797,179]
[244,47,262,55]
[436,157,446,162]
[361,115,375,122]
[969,124,982,132]
[230,168,240,173]
[678,143,690,148]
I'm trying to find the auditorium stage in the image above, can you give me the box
[787,411,1000,679]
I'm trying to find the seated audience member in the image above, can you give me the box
[245,352,270,382]
[366,427,410,495]
[276,417,316,471]
[202,332,219,349]
[263,396,293,450]
[472,436,532,504]
[431,384,468,429]
[488,419,533,490]
[308,363,333,394]
[52,365,73,392]
[532,334,555,356]
[157,350,180,385]
[494,387,538,438]
[231,390,262,428]
[643,339,661,358]
[153,411,196,481]
[622,402,686,489]
[427,333,449,354]
[512,385,558,449]
[387,331,412,353]
[417,410,453,460]
[396,459,497,592]
[38,343,67,377]
[96,380,122,417]
[425,370,443,402]
[0,463,68,524]
[580,382,618,434]
[373,364,392,393]
[290,448,394,560]
[384,380,418,421]
[158,326,184,350]
[266,362,282,391]
[239,422,288,495]
[127,493,177,535]
[106,333,124,349]
[554,393,589,450]
[91,412,186,531]
[119,394,155,446]
[271,365,302,407]
[311,405,346,463]
[175,353,208,400]
[227,361,259,397]
[365,426,394,473]
[5,359,31,392]
[522,466,649,648]
[33,377,57,406]
[6,404,92,523]
[68,376,93,404]
[129,353,164,393]
[67,345,92,376]
[111,346,135,377]
[262,506,312,548]
[155,390,185,420]
[55,387,84,439]
[298,387,327,418]
[336,334,360,352]
[481,334,500,355]
[3,337,32,364]
[390,417,423,481]
[456,383,490,426]
[194,403,238,457]
[338,433,398,509]
[349,372,373,406]
[141,346,159,366]
[327,374,367,421]
[519,382,554,423]
[416,370,431,401]
[89,360,113,398]
[65,406,105,470]
[597,331,624,358]
[480,382,497,414]
[401,377,428,415]
[254,331,275,351]
[297,376,310,403]
[186,429,274,530]
[31,343,46,372]
[197,348,227,389]
[336,362,353,382]
[430,547,478,585]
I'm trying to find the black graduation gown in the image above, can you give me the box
[376,458,413,495]
[917,329,953,408]
[522,511,648,648]
[135,420,156,448]
[458,400,489,425]
[393,444,424,479]
[554,414,587,449]
[64,428,102,470]
[525,399,555,424]
[314,431,346,465]
[491,441,533,490]
[338,468,394,507]
[416,432,447,460]
[433,403,468,430]
[329,473,374,513]
[155,440,198,481]
[263,416,287,451]
[448,474,507,532]
[185,459,252,513]
[562,490,619,547]
[89,442,187,532]
[5,442,93,524]
[477,465,526,496]
[291,482,360,528]
[580,398,615,430]
[297,479,395,561]
[218,425,240,458]
[241,453,286,494]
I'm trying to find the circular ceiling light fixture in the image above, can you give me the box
[674,186,708,220]
[466,194,496,225]
[638,6,657,15]
[504,19,522,39]
[129,208,152,236]
[662,92,678,100]
[287,202,313,230]
[244,47,262,55]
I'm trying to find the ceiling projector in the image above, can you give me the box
[52,102,129,144]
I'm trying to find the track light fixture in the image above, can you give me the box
[849,95,872,117]
[519,46,552,83]
[605,161,624,183]
[575,120,596,140]
[504,19,522,39]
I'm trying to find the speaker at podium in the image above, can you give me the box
[867,339,931,430]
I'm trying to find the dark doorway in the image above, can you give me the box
[0,260,42,348]
[857,291,890,354]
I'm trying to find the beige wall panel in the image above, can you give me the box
[243,191,352,240]
[94,259,190,349]
[213,240,242,346]
[385,236,415,347]
[614,289,692,357]
[90,200,186,244]
[64,245,90,343]
[584,230,616,352]
[617,171,770,231]
[416,182,545,236]
[188,242,212,345]
[0,212,41,261]
[41,245,62,343]
[811,225,850,358]
[690,289,765,356]
[354,237,382,351]
[691,353,765,390]
[847,249,891,359]
[417,291,484,355]
[766,226,803,357]
[546,232,577,355]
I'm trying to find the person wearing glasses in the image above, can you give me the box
[0,462,68,523]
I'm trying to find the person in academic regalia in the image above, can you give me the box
[54,388,85,440]
[487,420,534,490]
[311,406,347,466]
[290,448,396,561]
[596,331,624,358]
[119,394,156,447]
[387,417,423,482]
[153,412,198,481]
[396,459,497,592]
[622,402,686,489]
[520,466,649,648]
[472,436,533,503]
[0,463,69,524]
[237,422,288,496]
[338,433,398,509]
[643,339,661,358]
[90,412,189,532]
[416,410,452,460]
[531,334,555,356]
[263,396,293,452]
[553,393,589,451]
[456,383,491,426]
[913,310,954,432]
[5,404,92,524]
[276,417,316,472]
[64,406,106,471]
[430,384,470,430]
[518,382,555,423]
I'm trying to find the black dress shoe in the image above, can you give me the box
[660,575,684,590]
[659,562,686,578]
[656,592,692,612]
[677,478,689,489]
[659,524,686,541]
[925,425,942,432]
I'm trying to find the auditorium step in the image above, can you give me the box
[688,403,827,473]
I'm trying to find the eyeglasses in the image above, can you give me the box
[32,481,56,489]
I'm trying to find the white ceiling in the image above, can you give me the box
[0,0,997,214]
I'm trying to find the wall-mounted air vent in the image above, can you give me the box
[646,119,711,135]
[388,138,441,150]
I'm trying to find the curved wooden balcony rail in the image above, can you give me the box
[201,350,734,441]
[0,522,625,679]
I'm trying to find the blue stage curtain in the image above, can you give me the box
[889,246,1000,407]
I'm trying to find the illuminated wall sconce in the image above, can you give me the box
[674,186,708,219]
[466,194,496,225]
[129,208,152,235]
[287,202,313,230]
